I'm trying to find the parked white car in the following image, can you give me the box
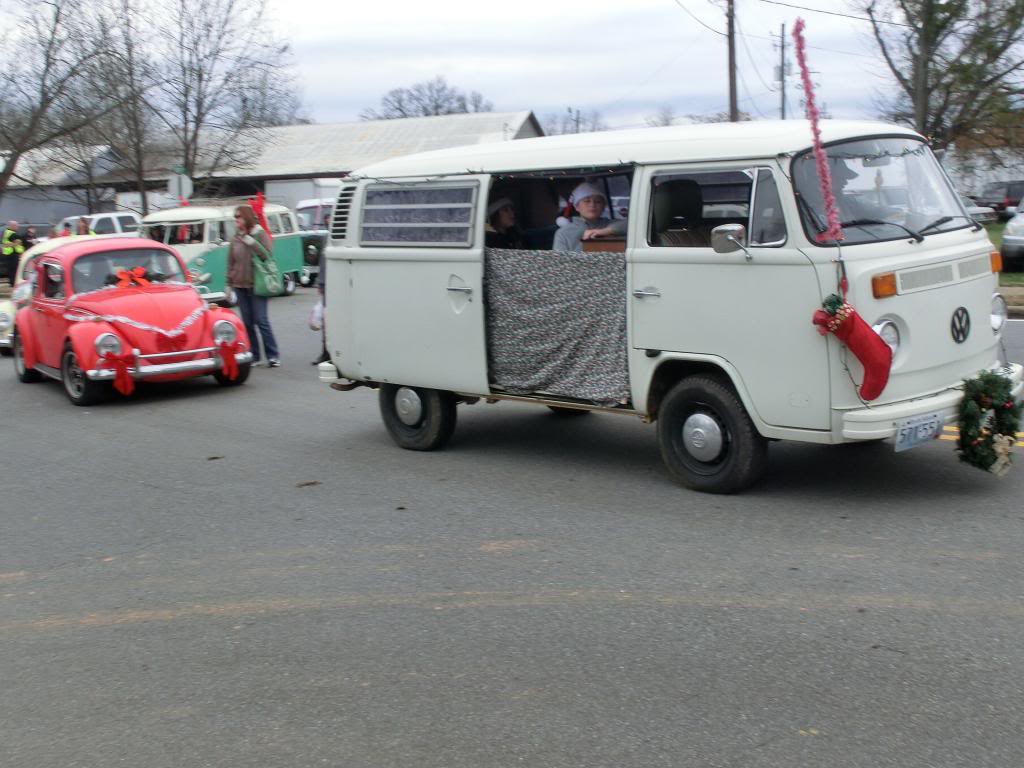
[57,212,141,237]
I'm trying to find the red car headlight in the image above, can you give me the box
[95,333,123,357]
[212,320,238,344]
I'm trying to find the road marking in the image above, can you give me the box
[5,588,1024,634]
[942,425,1024,446]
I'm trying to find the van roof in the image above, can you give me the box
[351,120,921,180]
[141,203,291,223]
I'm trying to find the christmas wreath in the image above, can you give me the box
[957,370,1021,476]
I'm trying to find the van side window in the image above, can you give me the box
[93,217,115,235]
[266,214,282,235]
[649,168,783,248]
[360,184,476,246]
[280,213,295,234]
[749,169,787,246]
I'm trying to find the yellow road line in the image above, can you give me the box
[941,426,1024,446]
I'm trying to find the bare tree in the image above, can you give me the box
[151,0,301,184]
[645,105,678,127]
[541,109,608,135]
[686,110,752,123]
[865,0,1024,150]
[0,0,127,201]
[360,77,493,119]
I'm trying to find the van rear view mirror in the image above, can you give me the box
[711,223,749,258]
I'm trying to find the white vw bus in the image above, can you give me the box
[318,120,1022,493]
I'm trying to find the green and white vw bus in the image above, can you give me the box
[141,203,304,302]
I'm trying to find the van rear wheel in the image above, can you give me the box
[657,375,767,494]
[379,384,457,451]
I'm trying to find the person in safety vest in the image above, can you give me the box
[2,220,22,285]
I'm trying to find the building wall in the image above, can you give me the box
[0,188,88,230]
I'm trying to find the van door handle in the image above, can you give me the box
[447,286,472,294]
[632,287,661,298]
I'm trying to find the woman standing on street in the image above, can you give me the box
[227,204,280,367]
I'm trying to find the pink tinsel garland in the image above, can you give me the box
[792,18,843,245]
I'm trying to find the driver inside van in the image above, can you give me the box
[794,156,884,235]
[552,181,627,252]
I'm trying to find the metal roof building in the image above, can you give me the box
[221,111,543,181]
[0,111,543,221]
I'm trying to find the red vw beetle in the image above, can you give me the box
[12,237,252,405]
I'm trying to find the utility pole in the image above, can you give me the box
[727,0,738,122]
[567,107,582,134]
[779,23,786,119]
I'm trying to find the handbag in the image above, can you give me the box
[249,236,281,297]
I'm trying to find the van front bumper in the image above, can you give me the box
[841,363,1023,441]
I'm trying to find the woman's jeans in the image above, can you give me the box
[235,287,279,362]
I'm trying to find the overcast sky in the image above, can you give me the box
[270,0,898,129]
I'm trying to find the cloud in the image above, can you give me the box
[270,0,892,127]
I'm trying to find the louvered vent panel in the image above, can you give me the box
[330,185,357,242]
[957,256,989,280]
[898,264,954,292]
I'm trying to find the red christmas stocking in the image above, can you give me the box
[812,296,892,401]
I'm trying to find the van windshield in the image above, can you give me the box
[792,137,966,245]
[296,205,330,231]
[144,222,204,245]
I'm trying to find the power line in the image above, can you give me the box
[671,0,726,36]
[735,15,777,94]
[758,0,913,27]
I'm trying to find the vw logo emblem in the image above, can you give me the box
[951,307,970,344]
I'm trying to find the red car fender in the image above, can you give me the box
[13,306,40,368]
[67,319,120,371]
[207,306,251,349]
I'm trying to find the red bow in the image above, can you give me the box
[218,340,243,380]
[116,267,150,288]
[100,350,135,395]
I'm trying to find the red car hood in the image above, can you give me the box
[69,284,208,352]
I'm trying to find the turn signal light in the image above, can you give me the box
[991,250,1002,273]
[872,272,897,298]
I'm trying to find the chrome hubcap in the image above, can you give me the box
[682,412,723,462]
[395,387,423,426]
[14,336,24,375]
[63,352,84,397]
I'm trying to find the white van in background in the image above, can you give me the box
[295,197,335,285]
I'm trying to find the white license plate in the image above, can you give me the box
[894,412,943,452]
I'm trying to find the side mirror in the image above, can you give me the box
[45,263,64,282]
[711,223,751,260]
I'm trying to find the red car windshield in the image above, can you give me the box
[70,249,186,293]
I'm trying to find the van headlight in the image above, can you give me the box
[872,319,900,354]
[213,320,237,343]
[991,293,1008,333]
[95,333,122,356]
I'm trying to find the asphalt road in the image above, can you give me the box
[2,291,1023,768]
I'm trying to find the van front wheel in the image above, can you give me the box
[379,384,457,451]
[657,375,767,494]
